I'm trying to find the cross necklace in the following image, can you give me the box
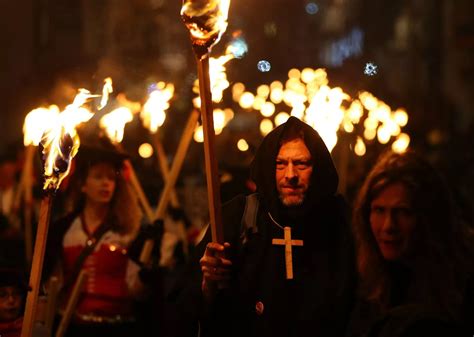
[268,212,303,280]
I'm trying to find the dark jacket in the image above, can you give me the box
[185,117,356,337]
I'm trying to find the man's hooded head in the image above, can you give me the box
[250,117,338,216]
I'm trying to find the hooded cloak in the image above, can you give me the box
[179,117,355,337]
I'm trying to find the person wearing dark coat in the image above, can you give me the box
[190,117,356,337]
[347,150,474,337]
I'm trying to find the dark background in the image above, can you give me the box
[1,0,473,222]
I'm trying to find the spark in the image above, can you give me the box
[257,60,271,72]
[305,2,319,15]
[364,62,378,76]
[227,35,248,59]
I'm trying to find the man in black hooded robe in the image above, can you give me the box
[189,117,356,337]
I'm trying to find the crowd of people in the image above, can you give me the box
[1,117,473,337]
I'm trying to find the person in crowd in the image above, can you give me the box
[43,138,145,337]
[0,145,27,269]
[348,150,474,337]
[0,268,26,337]
[0,148,21,238]
[186,117,356,337]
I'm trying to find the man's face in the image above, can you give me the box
[370,182,417,261]
[275,138,313,206]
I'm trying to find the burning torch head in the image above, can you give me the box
[181,0,230,59]
[40,127,78,192]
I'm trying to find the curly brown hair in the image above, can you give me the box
[66,160,142,237]
[352,150,473,319]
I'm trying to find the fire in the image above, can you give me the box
[117,93,142,114]
[231,68,411,154]
[141,82,175,133]
[98,77,113,110]
[41,89,95,190]
[181,0,231,58]
[192,37,242,141]
[100,107,134,143]
[193,35,245,108]
[23,105,60,146]
[194,108,234,142]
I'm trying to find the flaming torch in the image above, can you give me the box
[181,0,230,243]
[21,89,95,337]
[140,82,181,208]
[99,104,155,224]
[17,106,60,263]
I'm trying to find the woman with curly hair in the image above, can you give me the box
[43,139,144,337]
[347,150,474,337]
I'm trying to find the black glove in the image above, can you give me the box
[138,265,161,285]
[128,219,164,264]
[141,219,164,240]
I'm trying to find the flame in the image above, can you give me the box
[237,138,249,152]
[194,108,234,141]
[274,112,290,126]
[181,0,231,57]
[23,105,60,146]
[41,89,95,190]
[260,119,273,136]
[100,107,134,143]
[354,137,366,156]
[392,133,410,153]
[229,68,410,153]
[226,33,248,59]
[117,93,142,114]
[193,42,238,108]
[194,125,204,143]
[141,82,175,133]
[98,77,113,110]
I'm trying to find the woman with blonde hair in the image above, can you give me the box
[347,150,474,337]
[44,138,144,337]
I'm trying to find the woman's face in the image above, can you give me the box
[81,162,117,205]
[370,182,417,261]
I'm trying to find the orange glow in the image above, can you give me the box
[354,137,366,156]
[98,77,113,110]
[41,89,95,190]
[181,0,230,57]
[392,133,410,153]
[223,67,411,154]
[23,105,60,146]
[142,82,175,133]
[100,107,134,143]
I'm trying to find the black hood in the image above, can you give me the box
[250,116,339,218]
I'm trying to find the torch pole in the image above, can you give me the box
[152,134,190,255]
[21,193,54,337]
[55,270,88,337]
[152,134,180,208]
[196,55,223,244]
[139,109,199,264]
[123,159,155,224]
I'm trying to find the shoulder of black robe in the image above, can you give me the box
[42,211,78,282]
